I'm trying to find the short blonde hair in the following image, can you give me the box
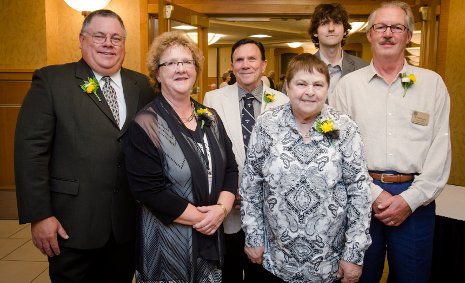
[147,31,203,92]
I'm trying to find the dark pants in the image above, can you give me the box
[262,269,342,283]
[359,180,435,283]
[222,229,269,282]
[48,234,135,283]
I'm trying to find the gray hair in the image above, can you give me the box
[367,1,414,34]
[81,9,126,36]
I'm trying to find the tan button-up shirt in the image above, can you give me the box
[330,61,451,212]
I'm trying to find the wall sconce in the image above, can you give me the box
[64,0,112,16]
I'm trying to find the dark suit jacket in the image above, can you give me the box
[315,50,368,76]
[14,59,154,249]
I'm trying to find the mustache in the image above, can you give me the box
[381,38,395,44]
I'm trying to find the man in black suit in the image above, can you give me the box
[14,9,153,283]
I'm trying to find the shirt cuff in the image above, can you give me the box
[370,182,383,204]
[400,186,424,212]
[342,247,365,265]
[244,230,265,248]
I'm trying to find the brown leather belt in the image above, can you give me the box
[369,172,414,183]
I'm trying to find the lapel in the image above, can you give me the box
[261,86,273,112]
[220,85,246,165]
[119,69,140,136]
[341,52,356,76]
[75,59,119,129]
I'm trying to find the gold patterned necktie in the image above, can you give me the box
[101,76,120,126]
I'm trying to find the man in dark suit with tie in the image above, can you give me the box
[203,39,288,282]
[14,9,153,283]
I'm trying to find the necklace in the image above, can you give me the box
[164,95,195,124]
[181,108,195,123]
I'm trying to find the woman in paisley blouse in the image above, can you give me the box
[240,53,372,283]
[123,31,238,282]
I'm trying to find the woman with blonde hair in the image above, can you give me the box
[124,31,238,282]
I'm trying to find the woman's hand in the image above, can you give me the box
[193,205,225,235]
[244,246,264,264]
[337,260,362,283]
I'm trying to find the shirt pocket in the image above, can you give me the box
[397,103,433,142]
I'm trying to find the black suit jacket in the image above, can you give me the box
[14,59,154,249]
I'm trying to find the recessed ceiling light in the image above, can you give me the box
[187,32,225,45]
[217,18,271,22]
[172,25,196,30]
[349,22,368,34]
[287,42,303,48]
[249,34,271,38]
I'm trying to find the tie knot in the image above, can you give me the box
[103,76,112,84]
[244,93,255,100]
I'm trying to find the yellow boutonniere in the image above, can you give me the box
[315,118,339,139]
[263,91,275,105]
[401,73,416,97]
[196,107,215,129]
[80,77,101,101]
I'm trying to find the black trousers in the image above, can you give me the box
[48,234,135,283]
[222,229,269,282]
[262,268,342,283]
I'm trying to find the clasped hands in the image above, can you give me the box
[373,190,412,226]
[193,204,226,235]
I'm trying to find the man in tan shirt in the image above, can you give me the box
[331,2,451,282]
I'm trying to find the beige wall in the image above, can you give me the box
[0,0,143,72]
[440,0,465,185]
[0,0,47,69]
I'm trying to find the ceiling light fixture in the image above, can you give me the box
[287,42,303,48]
[217,18,271,22]
[249,34,271,38]
[187,32,225,45]
[349,21,368,34]
[64,0,111,16]
[172,25,197,31]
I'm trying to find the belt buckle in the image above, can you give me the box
[380,174,394,184]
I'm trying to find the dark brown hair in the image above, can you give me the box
[309,3,352,48]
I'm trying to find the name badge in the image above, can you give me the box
[411,111,429,126]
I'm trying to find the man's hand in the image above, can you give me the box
[337,260,362,283]
[372,190,392,214]
[193,205,225,235]
[373,193,412,226]
[244,246,264,264]
[31,216,69,257]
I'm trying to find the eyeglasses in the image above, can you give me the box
[158,60,196,69]
[371,23,408,33]
[83,32,125,46]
